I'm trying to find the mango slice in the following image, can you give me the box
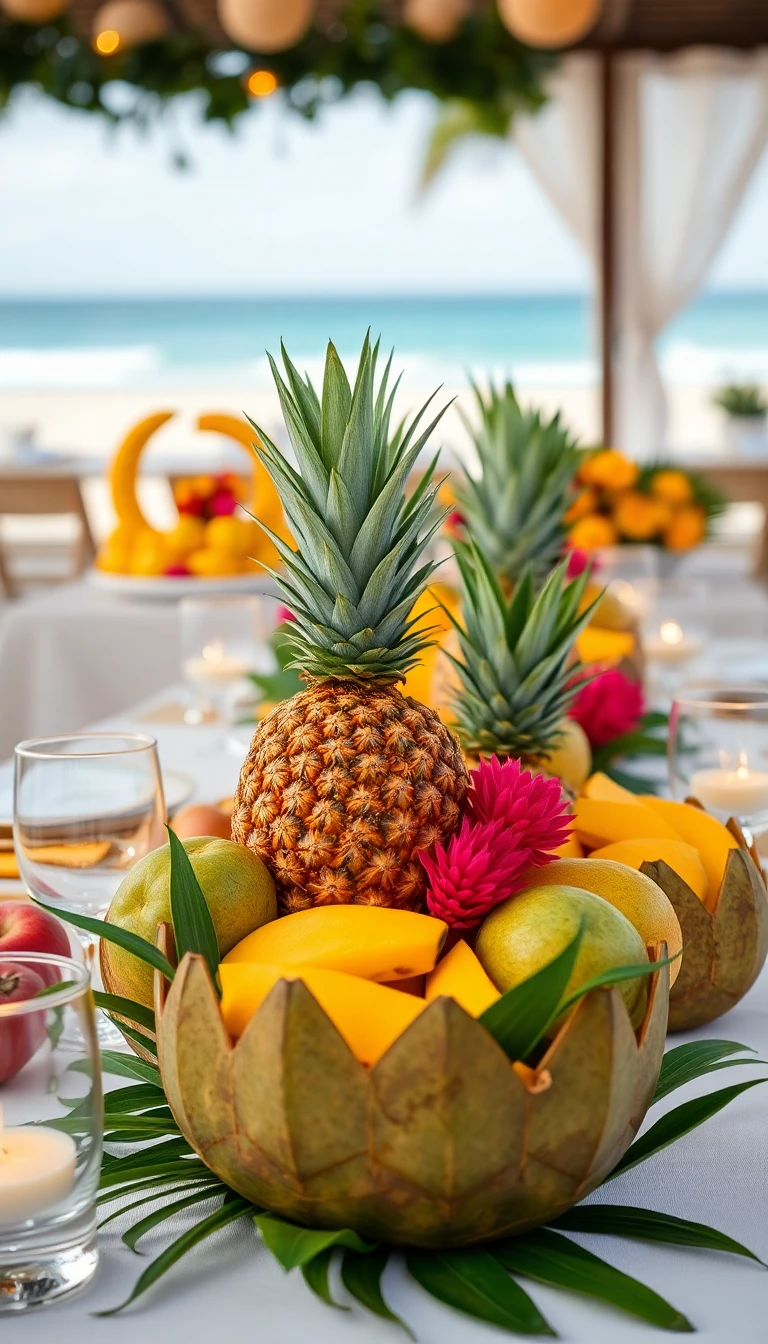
[223,905,447,982]
[554,832,584,859]
[425,940,500,1016]
[582,773,645,807]
[640,797,740,912]
[576,628,636,667]
[219,962,425,1067]
[589,840,708,906]
[573,797,683,849]
[521,857,683,985]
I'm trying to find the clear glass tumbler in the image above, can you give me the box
[669,686,768,838]
[0,952,102,1310]
[13,733,166,1046]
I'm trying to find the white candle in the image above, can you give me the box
[644,620,702,665]
[0,1105,76,1227]
[690,762,768,818]
[183,640,249,688]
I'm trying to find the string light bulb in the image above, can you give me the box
[247,68,278,97]
[92,0,169,53]
[403,0,467,43]
[217,0,313,52]
[0,0,67,21]
[497,0,601,48]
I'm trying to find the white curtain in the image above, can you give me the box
[512,48,768,458]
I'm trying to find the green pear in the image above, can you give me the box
[102,837,277,1008]
[475,884,649,1029]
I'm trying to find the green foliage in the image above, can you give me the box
[249,332,450,681]
[446,542,599,759]
[74,1027,765,1328]
[0,4,550,146]
[713,384,768,418]
[245,622,303,708]
[166,824,221,991]
[454,379,582,587]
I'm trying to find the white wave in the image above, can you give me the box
[660,340,768,384]
[0,346,161,389]
[245,350,598,390]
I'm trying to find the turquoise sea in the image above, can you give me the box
[0,292,767,390]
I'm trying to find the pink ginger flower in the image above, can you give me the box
[565,545,590,578]
[570,667,644,748]
[465,755,572,866]
[277,605,296,624]
[419,818,531,931]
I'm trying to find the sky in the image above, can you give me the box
[1,83,768,297]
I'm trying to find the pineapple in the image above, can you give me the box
[232,335,468,913]
[455,380,581,587]
[445,539,597,763]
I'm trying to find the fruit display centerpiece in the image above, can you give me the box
[39,335,768,1332]
[95,411,290,588]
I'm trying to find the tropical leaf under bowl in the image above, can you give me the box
[43,853,767,1337]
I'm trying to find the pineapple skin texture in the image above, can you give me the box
[233,680,468,914]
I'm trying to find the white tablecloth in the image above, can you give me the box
[4,702,768,1342]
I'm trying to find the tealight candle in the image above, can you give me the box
[183,639,249,688]
[0,1105,76,1227]
[644,620,703,665]
[689,760,768,818]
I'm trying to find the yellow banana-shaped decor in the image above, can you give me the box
[96,409,289,579]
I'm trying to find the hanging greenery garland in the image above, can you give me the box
[0,0,552,137]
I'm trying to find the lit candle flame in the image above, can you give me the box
[202,640,225,665]
[659,620,684,646]
[737,750,750,781]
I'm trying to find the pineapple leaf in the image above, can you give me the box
[280,341,322,452]
[320,341,352,471]
[492,1229,692,1332]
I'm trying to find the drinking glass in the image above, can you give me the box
[0,953,102,1310]
[13,734,166,1046]
[180,595,274,727]
[669,687,768,839]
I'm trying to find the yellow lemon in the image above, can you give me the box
[187,547,242,578]
[166,515,206,559]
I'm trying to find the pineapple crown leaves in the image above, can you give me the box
[444,539,601,759]
[247,332,452,681]
[455,378,582,586]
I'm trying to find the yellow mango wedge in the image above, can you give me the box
[640,797,740,912]
[589,839,708,906]
[554,832,584,859]
[581,773,646,806]
[573,797,683,850]
[223,905,447,982]
[219,962,425,1067]
[425,940,501,1017]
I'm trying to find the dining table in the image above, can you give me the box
[2,689,768,1343]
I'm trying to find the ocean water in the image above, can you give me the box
[0,292,766,391]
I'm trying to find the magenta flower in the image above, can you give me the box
[419,818,531,931]
[465,755,572,866]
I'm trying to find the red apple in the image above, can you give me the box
[0,962,48,1084]
[0,901,71,985]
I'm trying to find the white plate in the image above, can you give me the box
[0,767,194,832]
[87,569,276,603]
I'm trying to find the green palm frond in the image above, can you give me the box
[455,380,581,587]
[246,332,451,682]
[446,540,597,760]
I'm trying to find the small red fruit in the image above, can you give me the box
[0,962,48,1084]
[0,901,70,986]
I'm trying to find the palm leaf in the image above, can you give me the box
[341,1247,414,1338]
[653,1040,761,1103]
[406,1249,555,1336]
[607,1079,768,1181]
[494,1228,692,1332]
[552,1204,765,1266]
